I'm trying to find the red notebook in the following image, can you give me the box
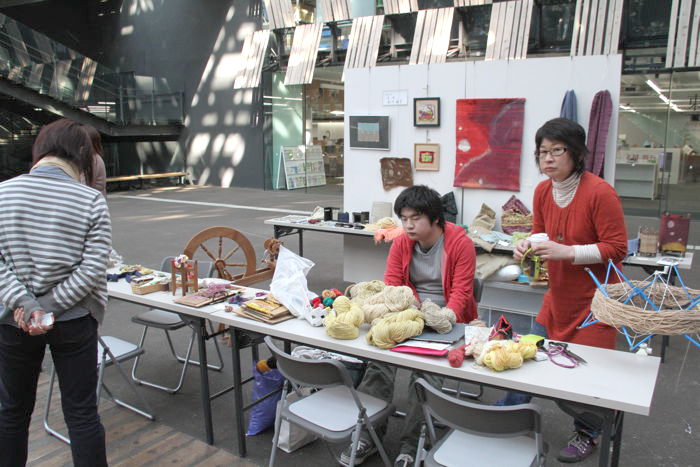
[390,346,449,357]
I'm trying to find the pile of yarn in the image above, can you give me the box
[345,280,386,306]
[475,340,537,372]
[362,285,418,323]
[363,217,397,232]
[366,308,425,349]
[312,288,344,308]
[324,296,365,339]
[420,300,456,333]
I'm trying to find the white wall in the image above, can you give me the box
[343,55,622,228]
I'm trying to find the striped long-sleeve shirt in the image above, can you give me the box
[0,166,112,326]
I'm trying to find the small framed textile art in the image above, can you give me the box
[414,143,440,171]
[380,158,413,190]
[349,116,390,150]
[414,97,440,127]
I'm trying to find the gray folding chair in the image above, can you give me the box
[442,277,484,399]
[44,335,155,444]
[264,336,394,467]
[130,257,223,393]
[415,378,546,467]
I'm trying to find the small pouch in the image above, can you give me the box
[489,315,513,340]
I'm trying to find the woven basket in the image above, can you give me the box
[591,281,700,335]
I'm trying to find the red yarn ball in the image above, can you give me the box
[448,344,467,368]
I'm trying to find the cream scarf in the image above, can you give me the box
[32,156,81,182]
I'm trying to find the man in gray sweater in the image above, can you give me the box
[0,119,111,467]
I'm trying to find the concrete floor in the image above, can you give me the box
[88,185,699,467]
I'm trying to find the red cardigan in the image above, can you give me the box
[533,172,628,349]
[384,222,477,323]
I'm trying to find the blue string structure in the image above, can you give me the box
[581,259,700,351]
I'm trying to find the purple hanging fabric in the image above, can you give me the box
[585,90,612,177]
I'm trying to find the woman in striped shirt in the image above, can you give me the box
[0,118,111,467]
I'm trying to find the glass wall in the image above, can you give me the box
[262,66,344,194]
[616,71,700,218]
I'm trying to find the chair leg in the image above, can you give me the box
[364,417,392,467]
[268,400,286,467]
[414,424,426,467]
[100,339,155,421]
[348,423,363,467]
[43,365,71,445]
[132,328,196,394]
[172,323,224,371]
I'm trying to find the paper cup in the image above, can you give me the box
[527,233,549,244]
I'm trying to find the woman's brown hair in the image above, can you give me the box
[32,118,93,183]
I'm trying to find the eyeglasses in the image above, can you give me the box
[536,147,568,158]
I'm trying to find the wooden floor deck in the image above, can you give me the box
[27,372,254,466]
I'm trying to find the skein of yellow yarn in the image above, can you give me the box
[346,280,386,306]
[323,296,364,339]
[420,300,456,333]
[366,308,425,349]
[362,286,418,323]
[476,340,538,371]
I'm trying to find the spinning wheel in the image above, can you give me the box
[183,227,260,283]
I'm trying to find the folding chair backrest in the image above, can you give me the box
[160,256,214,278]
[415,378,541,438]
[264,336,353,389]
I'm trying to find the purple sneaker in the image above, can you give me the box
[556,432,597,463]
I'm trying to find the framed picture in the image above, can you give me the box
[349,116,390,150]
[414,97,440,127]
[414,143,440,171]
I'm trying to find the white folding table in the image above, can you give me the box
[107,279,660,467]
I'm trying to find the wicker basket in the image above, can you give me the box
[590,281,700,335]
[131,282,168,295]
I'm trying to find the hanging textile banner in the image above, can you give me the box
[453,98,525,191]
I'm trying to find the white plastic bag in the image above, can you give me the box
[274,390,317,453]
[269,246,317,321]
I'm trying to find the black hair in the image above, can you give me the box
[32,118,93,183]
[534,117,587,175]
[393,185,445,228]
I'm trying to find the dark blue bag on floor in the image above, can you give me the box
[246,364,284,436]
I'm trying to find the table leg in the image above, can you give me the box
[598,409,624,467]
[598,410,613,467]
[660,335,669,362]
[194,318,214,445]
[298,230,304,256]
[230,328,247,457]
[611,411,624,466]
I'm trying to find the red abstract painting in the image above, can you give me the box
[454,98,525,191]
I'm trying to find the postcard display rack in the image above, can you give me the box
[281,145,326,190]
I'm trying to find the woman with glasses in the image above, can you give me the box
[507,117,628,463]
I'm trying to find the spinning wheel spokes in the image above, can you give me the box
[183,227,257,282]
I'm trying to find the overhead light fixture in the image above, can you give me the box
[329,110,344,115]
[646,79,683,112]
[645,79,663,95]
[619,104,637,113]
